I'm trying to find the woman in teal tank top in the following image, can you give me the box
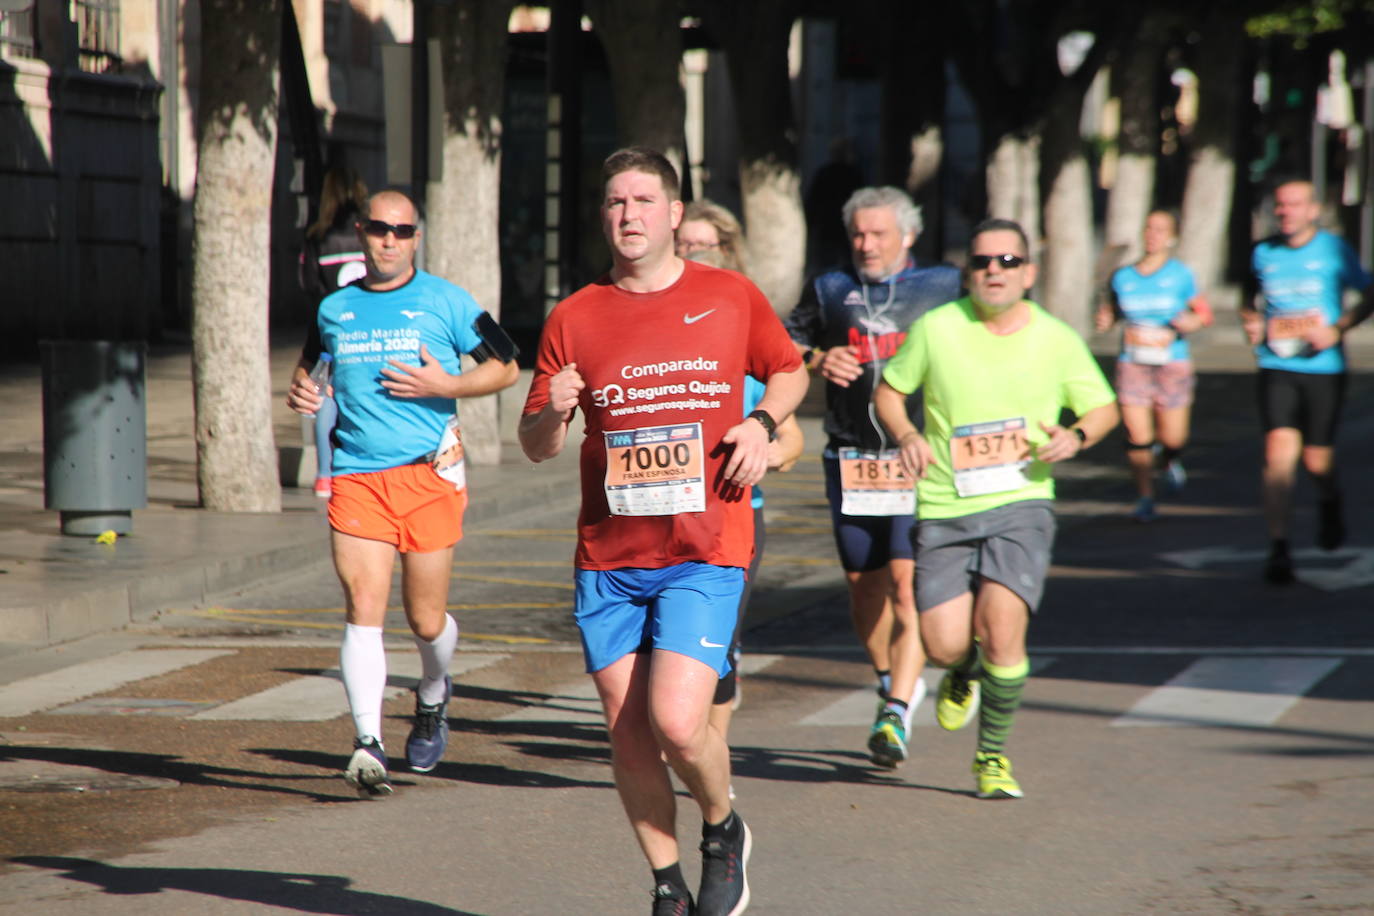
[1095,211,1213,522]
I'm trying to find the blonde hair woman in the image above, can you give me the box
[676,199,748,274]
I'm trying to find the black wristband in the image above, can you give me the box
[747,409,778,441]
[1072,426,1087,447]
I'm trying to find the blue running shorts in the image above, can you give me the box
[574,563,746,676]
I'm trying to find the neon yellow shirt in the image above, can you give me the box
[881,298,1116,520]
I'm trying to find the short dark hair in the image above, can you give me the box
[969,218,1031,261]
[602,146,681,201]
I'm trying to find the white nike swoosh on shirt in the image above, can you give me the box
[699,637,726,649]
[683,310,716,324]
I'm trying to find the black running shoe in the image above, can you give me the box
[1318,498,1346,551]
[1264,541,1295,585]
[651,882,695,916]
[697,814,751,916]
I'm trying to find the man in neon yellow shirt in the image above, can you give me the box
[873,218,1118,798]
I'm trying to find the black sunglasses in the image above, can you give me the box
[361,219,418,240]
[969,253,1025,270]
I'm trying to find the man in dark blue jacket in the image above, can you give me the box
[784,186,961,768]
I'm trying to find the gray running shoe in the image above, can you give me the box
[344,736,392,798]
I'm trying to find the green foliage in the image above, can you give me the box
[1246,0,1374,46]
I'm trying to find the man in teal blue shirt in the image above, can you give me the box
[1240,179,1374,584]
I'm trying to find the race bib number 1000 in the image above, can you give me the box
[838,448,915,516]
[603,423,706,516]
[949,417,1031,498]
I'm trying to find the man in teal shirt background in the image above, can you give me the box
[1240,179,1374,584]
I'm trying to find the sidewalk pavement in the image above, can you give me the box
[0,331,581,657]
[2,305,1370,657]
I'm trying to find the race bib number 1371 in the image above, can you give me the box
[949,417,1031,498]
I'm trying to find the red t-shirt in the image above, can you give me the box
[523,260,802,570]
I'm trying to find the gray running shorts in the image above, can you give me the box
[912,500,1056,613]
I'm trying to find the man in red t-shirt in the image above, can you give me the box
[521,148,806,916]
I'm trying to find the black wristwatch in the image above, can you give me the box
[1072,426,1087,447]
[747,409,778,441]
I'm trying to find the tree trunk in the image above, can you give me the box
[1103,20,1163,269]
[190,0,283,512]
[986,132,1042,264]
[1177,11,1243,293]
[586,0,687,175]
[1040,67,1101,334]
[427,0,515,466]
[1040,140,1094,333]
[705,0,806,315]
[880,1,947,261]
[954,1,1139,312]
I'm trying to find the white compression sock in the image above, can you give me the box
[415,613,458,706]
[340,623,387,741]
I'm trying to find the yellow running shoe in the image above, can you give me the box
[973,751,1023,799]
[935,668,980,731]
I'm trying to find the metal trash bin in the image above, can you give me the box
[40,340,148,536]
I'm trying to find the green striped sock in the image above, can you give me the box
[977,657,1030,755]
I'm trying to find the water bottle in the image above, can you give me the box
[303,353,332,418]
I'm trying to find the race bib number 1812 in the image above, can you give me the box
[838,448,915,516]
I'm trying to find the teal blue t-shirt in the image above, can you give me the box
[744,375,765,509]
[318,270,485,474]
[1252,230,1373,375]
[1111,258,1198,364]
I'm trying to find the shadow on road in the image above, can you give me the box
[8,856,482,914]
[0,744,341,802]
[729,743,971,796]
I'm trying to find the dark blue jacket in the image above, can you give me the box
[784,259,961,451]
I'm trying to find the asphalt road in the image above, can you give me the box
[2,361,1373,914]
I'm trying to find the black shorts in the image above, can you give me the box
[1257,369,1347,446]
[823,455,915,572]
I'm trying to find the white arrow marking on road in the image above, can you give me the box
[1158,545,1374,591]
[0,650,233,718]
[1111,656,1342,727]
[191,652,507,721]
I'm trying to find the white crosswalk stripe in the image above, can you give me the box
[1111,656,1343,727]
[0,649,1353,731]
[499,654,784,723]
[191,652,508,721]
[800,658,1058,727]
[0,649,233,718]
